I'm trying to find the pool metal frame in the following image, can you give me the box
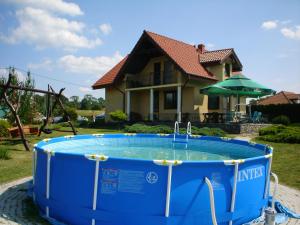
[33,133,273,225]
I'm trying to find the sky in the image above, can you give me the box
[0,0,299,99]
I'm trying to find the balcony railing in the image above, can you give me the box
[126,71,178,88]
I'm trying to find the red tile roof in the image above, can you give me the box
[257,91,300,105]
[199,48,233,63]
[92,55,128,89]
[93,31,239,89]
[145,31,215,80]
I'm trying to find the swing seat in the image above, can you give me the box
[9,126,39,138]
[42,128,53,134]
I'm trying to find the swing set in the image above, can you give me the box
[0,68,76,151]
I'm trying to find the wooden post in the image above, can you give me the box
[3,92,30,151]
[0,72,30,151]
[50,87,77,135]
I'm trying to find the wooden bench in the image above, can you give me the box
[8,126,39,138]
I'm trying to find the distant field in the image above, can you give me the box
[76,110,104,117]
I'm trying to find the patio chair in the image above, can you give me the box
[251,111,262,123]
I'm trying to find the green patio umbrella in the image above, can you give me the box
[200,73,275,97]
[200,73,275,117]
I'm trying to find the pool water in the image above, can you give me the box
[44,136,264,161]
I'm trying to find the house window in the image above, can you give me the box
[208,96,220,110]
[225,64,231,77]
[164,91,177,109]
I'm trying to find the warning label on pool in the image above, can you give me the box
[101,169,145,195]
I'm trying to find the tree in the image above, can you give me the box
[34,94,46,114]
[69,96,80,109]
[0,69,36,124]
[98,97,105,109]
[80,94,94,110]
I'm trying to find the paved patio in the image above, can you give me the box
[0,177,299,225]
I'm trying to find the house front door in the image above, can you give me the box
[154,63,161,85]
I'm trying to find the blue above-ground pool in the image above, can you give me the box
[33,133,273,225]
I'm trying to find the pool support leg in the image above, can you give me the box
[223,159,244,225]
[270,172,278,210]
[44,150,54,218]
[153,160,183,218]
[32,148,37,202]
[229,162,239,225]
[165,164,173,217]
[264,153,273,199]
[92,160,100,225]
[205,177,218,225]
[85,154,109,225]
[264,172,278,225]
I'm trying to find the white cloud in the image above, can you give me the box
[59,51,123,75]
[79,87,92,93]
[0,7,102,50]
[261,20,278,30]
[2,0,83,16]
[280,26,300,40]
[28,59,53,70]
[99,23,112,35]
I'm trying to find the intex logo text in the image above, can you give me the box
[238,166,264,182]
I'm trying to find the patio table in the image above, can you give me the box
[203,112,225,123]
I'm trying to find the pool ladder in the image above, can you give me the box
[173,121,191,144]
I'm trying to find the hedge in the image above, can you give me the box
[124,123,227,137]
[257,125,300,143]
[251,104,300,123]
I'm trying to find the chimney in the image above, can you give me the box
[197,44,206,54]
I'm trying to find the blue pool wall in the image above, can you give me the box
[33,134,272,225]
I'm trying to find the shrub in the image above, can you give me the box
[64,107,78,121]
[78,120,90,128]
[124,123,172,134]
[258,125,300,143]
[0,119,10,137]
[191,126,227,137]
[272,115,291,125]
[259,125,286,136]
[124,123,227,136]
[91,118,106,128]
[110,110,127,122]
[0,147,10,160]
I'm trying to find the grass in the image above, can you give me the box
[0,147,10,160]
[0,127,121,184]
[76,109,104,117]
[253,138,300,190]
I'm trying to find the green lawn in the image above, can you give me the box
[253,138,300,190]
[0,127,121,184]
[76,110,104,117]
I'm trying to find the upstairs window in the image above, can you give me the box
[225,64,231,77]
[208,96,220,110]
[164,91,177,109]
